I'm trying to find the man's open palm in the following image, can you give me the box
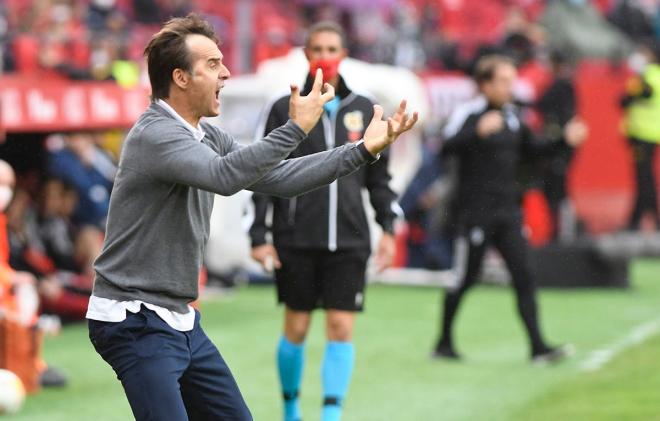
[363,100,419,156]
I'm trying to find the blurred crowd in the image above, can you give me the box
[1,0,659,78]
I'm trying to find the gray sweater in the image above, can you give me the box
[92,103,375,313]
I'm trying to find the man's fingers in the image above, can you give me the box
[320,83,335,102]
[404,111,419,131]
[290,84,300,101]
[393,113,408,134]
[311,68,323,93]
[372,104,384,123]
[387,118,394,138]
[394,99,407,120]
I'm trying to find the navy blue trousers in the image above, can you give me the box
[88,306,252,420]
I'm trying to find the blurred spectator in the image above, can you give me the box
[0,160,67,390]
[36,178,101,278]
[87,0,119,32]
[6,180,95,322]
[0,3,8,73]
[621,40,660,231]
[608,0,656,42]
[398,142,456,270]
[540,0,632,61]
[536,50,581,240]
[132,0,161,24]
[46,133,116,229]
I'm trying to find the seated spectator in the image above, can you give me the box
[46,133,116,230]
[6,181,94,322]
[0,160,66,390]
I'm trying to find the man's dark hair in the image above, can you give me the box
[304,21,346,49]
[473,54,515,85]
[144,13,219,101]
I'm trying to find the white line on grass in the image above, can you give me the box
[580,318,660,372]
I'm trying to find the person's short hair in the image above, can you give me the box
[473,54,516,85]
[304,21,346,49]
[144,13,219,101]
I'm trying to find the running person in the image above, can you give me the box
[86,14,417,421]
[250,21,399,421]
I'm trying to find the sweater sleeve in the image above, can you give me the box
[138,119,307,196]
[247,141,375,198]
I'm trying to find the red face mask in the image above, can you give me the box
[309,58,341,83]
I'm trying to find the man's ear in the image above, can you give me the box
[172,68,190,90]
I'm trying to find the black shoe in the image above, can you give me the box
[40,366,68,388]
[431,343,461,360]
[531,344,574,366]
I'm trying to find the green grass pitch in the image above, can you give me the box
[7,260,660,420]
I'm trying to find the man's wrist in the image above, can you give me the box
[356,140,380,163]
[287,119,309,137]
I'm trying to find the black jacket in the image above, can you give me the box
[250,75,397,251]
[442,97,563,225]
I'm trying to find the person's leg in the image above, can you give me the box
[492,219,547,355]
[179,312,252,421]
[322,310,356,421]
[274,248,317,421]
[88,309,190,421]
[644,143,659,227]
[318,249,367,421]
[435,226,488,357]
[628,138,650,230]
[278,307,312,421]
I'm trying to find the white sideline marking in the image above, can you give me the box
[580,318,660,372]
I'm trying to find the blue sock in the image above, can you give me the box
[321,341,355,421]
[277,336,305,421]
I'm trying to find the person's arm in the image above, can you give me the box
[249,101,418,198]
[366,149,397,235]
[441,114,480,156]
[249,101,284,248]
[140,68,342,195]
[620,75,653,108]
[248,192,282,270]
[249,193,271,248]
[521,118,587,159]
[366,148,398,271]
[139,119,309,196]
[247,140,376,197]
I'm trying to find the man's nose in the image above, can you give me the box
[219,65,230,80]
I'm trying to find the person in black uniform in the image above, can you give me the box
[536,50,579,240]
[432,54,587,363]
[249,21,401,421]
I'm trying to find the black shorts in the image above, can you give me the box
[274,247,369,312]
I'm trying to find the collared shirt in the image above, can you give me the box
[86,100,204,332]
[156,99,206,142]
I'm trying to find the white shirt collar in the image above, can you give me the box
[155,99,206,142]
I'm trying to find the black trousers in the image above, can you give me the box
[628,137,659,229]
[437,214,547,354]
[89,306,252,421]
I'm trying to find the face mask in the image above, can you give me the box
[0,186,13,211]
[309,58,341,84]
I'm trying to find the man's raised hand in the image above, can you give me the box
[289,68,335,134]
[363,100,419,156]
